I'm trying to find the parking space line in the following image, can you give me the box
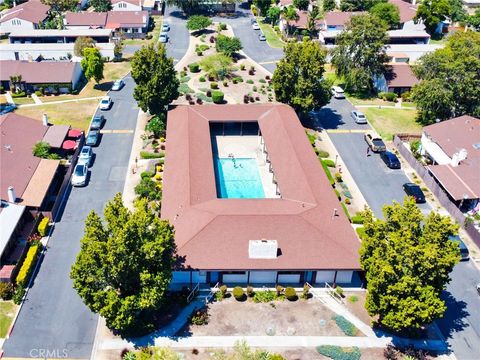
[100,130,134,134]
[326,129,369,134]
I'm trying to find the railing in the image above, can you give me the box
[325,282,343,304]
[205,282,219,304]
[304,282,326,304]
[187,282,200,303]
[393,135,480,248]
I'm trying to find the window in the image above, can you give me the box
[223,271,246,275]
[12,19,21,25]
[119,2,126,8]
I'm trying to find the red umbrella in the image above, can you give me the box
[62,140,77,150]
[68,129,82,138]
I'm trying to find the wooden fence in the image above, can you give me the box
[393,135,480,247]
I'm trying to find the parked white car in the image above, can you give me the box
[331,86,345,99]
[159,33,168,43]
[99,96,112,110]
[77,146,93,167]
[351,110,368,124]
[111,79,124,91]
[71,164,88,187]
[252,22,260,30]
[161,23,170,32]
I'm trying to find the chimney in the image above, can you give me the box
[42,113,49,126]
[7,186,16,203]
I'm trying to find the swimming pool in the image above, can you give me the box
[214,157,265,198]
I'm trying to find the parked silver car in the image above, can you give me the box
[159,33,168,43]
[351,110,368,124]
[111,79,124,91]
[77,146,93,167]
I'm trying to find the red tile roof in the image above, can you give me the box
[112,0,142,5]
[0,61,78,84]
[385,64,419,88]
[322,11,365,27]
[64,11,107,27]
[425,116,480,200]
[0,113,47,202]
[0,1,49,24]
[162,105,361,271]
[389,0,417,24]
[106,10,148,27]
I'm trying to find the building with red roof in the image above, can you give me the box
[162,105,361,287]
[0,1,49,34]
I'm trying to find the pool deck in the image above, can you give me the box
[212,135,280,198]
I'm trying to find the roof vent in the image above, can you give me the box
[450,149,467,167]
[249,240,278,259]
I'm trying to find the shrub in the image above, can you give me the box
[232,286,245,300]
[253,290,277,303]
[302,284,310,299]
[252,86,257,92]
[13,285,26,305]
[246,285,254,297]
[275,285,283,296]
[333,315,358,336]
[401,91,411,102]
[355,227,366,240]
[189,63,200,73]
[140,151,164,159]
[320,160,335,186]
[220,284,227,295]
[344,198,351,205]
[334,189,341,201]
[223,80,228,87]
[335,286,344,297]
[199,76,206,82]
[335,172,343,182]
[12,91,26,98]
[316,346,361,360]
[285,287,297,301]
[317,150,329,158]
[140,171,154,180]
[246,79,254,84]
[351,214,364,224]
[196,51,203,56]
[0,85,4,94]
[37,217,50,237]
[259,78,266,83]
[341,203,351,221]
[240,64,246,70]
[34,90,42,96]
[348,295,359,303]
[210,82,218,89]
[135,177,161,201]
[0,282,14,300]
[322,159,335,168]
[234,76,243,83]
[218,23,227,31]
[16,244,41,287]
[378,91,398,102]
[190,308,209,325]
[212,90,224,104]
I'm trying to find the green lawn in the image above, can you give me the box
[12,96,35,105]
[0,301,17,338]
[257,18,285,49]
[362,107,421,140]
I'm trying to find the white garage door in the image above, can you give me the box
[315,271,335,284]
[249,271,277,284]
[277,273,301,284]
[223,272,248,283]
[336,271,353,284]
[172,271,190,283]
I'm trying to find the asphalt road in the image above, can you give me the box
[3,77,139,359]
[315,98,480,359]
[163,6,190,64]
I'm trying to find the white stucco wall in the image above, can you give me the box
[0,43,115,61]
[112,2,142,11]
[0,18,35,34]
[421,132,452,165]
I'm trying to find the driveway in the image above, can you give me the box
[315,98,480,359]
[3,77,139,359]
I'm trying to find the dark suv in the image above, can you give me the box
[403,183,426,203]
[380,151,401,169]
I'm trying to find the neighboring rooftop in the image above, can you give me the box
[0,201,26,258]
[384,64,419,88]
[106,10,148,28]
[64,11,108,27]
[322,11,365,27]
[0,60,78,84]
[389,0,417,24]
[0,0,49,25]
[8,28,113,37]
[424,116,480,200]
[162,105,360,271]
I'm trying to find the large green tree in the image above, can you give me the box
[340,0,383,11]
[467,9,480,31]
[267,6,282,24]
[369,2,400,29]
[282,5,300,35]
[414,0,451,35]
[215,34,243,57]
[293,0,309,10]
[411,31,480,124]
[272,39,331,114]
[360,197,460,332]
[131,44,179,116]
[447,0,467,22]
[331,14,389,92]
[186,15,212,32]
[40,0,78,12]
[323,0,336,12]
[81,47,104,84]
[74,37,95,57]
[254,0,272,16]
[90,0,112,12]
[70,194,176,335]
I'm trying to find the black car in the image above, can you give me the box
[403,183,426,203]
[380,151,401,169]
[90,115,105,130]
[85,130,100,146]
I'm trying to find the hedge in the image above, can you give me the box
[11,91,26,98]
[351,215,364,224]
[320,159,335,186]
[316,346,361,360]
[232,286,244,300]
[212,90,224,104]
[189,63,200,72]
[16,244,42,287]
[332,315,358,336]
[341,202,351,222]
[37,217,50,237]
[355,227,366,240]
[318,150,330,158]
[323,159,335,168]
[140,151,164,159]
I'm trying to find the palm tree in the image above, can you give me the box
[282,6,299,36]
[9,74,22,93]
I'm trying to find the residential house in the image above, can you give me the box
[373,64,419,94]
[0,60,83,93]
[8,28,113,43]
[64,11,108,30]
[0,113,73,281]
[279,10,319,36]
[421,116,480,209]
[111,0,163,12]
[162,105,361,288]
[319,11,365,32]
[0,1,49,34]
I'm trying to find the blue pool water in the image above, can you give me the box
[214,158,265,198]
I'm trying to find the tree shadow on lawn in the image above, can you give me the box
[93,81,114,92]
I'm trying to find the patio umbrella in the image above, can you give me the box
[62,140,77,150]
[68,129,82,138]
